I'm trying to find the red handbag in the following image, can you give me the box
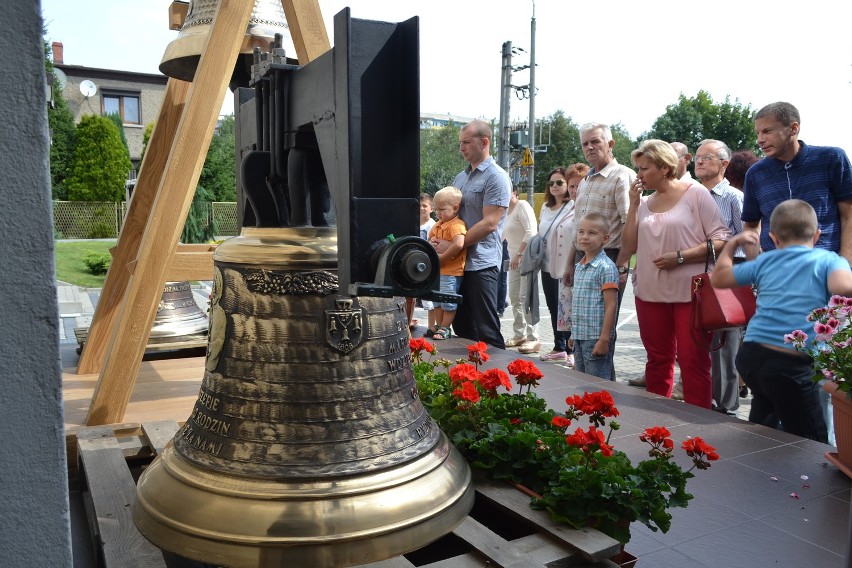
[691,240,756,350]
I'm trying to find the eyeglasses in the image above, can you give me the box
[694,155,721,164]
[547,180,566,187]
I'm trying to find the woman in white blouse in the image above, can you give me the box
[537,167,577,363]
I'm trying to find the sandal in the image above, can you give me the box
[432,326,452,340]
[425,327,436,338]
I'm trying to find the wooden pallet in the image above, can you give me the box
[73,422,624,568]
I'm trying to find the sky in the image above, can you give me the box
[40,0,852,152]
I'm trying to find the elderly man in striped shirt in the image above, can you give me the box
[695,139,745,416]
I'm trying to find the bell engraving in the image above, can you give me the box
[325,298,364,353]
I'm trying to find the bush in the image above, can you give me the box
[83,252,112,275]
[65,114,132,202]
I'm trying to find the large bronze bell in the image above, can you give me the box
[133,228,474,567]
[159,0,297,85]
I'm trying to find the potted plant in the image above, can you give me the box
[409,338,719,548]
[785,294,852,476]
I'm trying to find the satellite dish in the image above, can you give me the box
[52,68,67,91]
[80,79,98,98]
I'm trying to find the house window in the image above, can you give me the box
[102,92,141,125]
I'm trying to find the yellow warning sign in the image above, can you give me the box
[521,147,534,166]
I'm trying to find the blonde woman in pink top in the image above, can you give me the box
[622,140,728,409]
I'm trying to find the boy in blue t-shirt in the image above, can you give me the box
[569,212,620,380]
[712,199,852,443]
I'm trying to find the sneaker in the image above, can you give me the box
[505,336,526,348]
[518,341,542,354]
[628,375,647,387]
[540,350,568,362]
[565,353,575,367]
[671,382,684,401]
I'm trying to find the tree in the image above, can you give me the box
[65,114,132,201]
[44,38,76,200]
[641,91,756,152]
[610,123,638,168]
[181,182,218,243]
[531,111,583,192]
[199,115,237,202]
[420,122,464,195]
[140,122,155,163]
[105,112,130,157]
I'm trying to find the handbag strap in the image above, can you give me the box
[704,239,716,272]
[541,202,569,241]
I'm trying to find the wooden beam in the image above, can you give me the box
[76,78,191,375]
[167,250,215,281]
[282,0,331,63]
[85,0,255,426]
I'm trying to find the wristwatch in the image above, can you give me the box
[676,250,684,264]
[617,266,628,275]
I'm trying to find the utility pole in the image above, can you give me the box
[498,41,512,172]
[526,2,536,206]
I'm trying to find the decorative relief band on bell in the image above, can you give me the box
[244,268,338,296]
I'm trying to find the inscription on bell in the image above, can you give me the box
[197,388,220,412]
[387,352,412,372]
[177,422,223,457]
[191,407,232,436]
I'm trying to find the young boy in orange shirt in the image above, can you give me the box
[428,186,467,339]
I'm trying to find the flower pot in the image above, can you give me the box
[823,381,852,478]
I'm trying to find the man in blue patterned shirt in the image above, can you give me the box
[742,101,852,262]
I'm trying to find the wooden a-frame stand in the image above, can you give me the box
[76,0,331,426]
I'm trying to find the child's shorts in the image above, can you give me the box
[438,275,462,311]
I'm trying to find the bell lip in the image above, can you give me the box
[158,433,454,498]
[213,226,337,266]
[133,433,474,566]
[159,26,296,82]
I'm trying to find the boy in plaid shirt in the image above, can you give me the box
[569,212,620,380]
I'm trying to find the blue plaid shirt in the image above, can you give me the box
[571,250,619,340]
[742,141,852,252]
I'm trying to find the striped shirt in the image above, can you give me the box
[742,141,852,252]
[708,179,745,258]
[571,250,619,340]
[572,158,635,251]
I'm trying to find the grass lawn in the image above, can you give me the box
[54,240,116,288]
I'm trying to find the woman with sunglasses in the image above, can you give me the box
[533,167,577,364]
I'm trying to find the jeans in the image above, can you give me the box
[736,342,827,444]
[541,270,570,352]
[574,338,614,381]
[711,327,743,414]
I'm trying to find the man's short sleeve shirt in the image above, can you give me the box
[453,156,511,270]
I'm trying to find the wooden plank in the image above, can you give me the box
[474,480,621,562]
[76,427,167,568]
[85,0,255,425]
[281,0,331,63]
[167,250,215,281]
[76,77,191,375]
[141,421,181,454]
[452,516,547,568]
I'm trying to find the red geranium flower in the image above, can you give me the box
[409,337,435,361]
[449,363,479,385]
[682,437,720,470]
[452,380,480,403]
[640,426,674,456]
[565,426,613,457]
[551,415,572,429]
[478,368,511,394]
[507,359,544,388]
[467,341,490,366]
